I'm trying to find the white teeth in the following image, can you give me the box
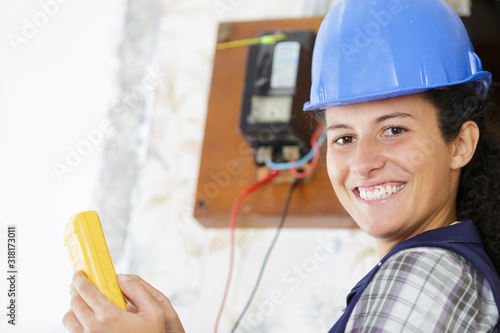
[358,184,405,201]
[386,185,392,195]
[367,191,374,200]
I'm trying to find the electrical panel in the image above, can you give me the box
[195,18,352,228]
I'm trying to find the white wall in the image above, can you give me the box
[0,1,126,331]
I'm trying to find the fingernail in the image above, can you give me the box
[118,274,130,281]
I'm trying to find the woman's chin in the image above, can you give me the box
[355,217,404,240]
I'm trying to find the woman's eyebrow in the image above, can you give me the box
[375,112,414,123]
[327,123,352,131]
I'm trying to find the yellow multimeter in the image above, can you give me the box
[64,210,127,311]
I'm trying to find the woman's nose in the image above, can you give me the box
[350,139,386,177]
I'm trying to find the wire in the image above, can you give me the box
[290,144,320,179]
[290,124,324,179]
[217,33,287,50]
[264,129,327,171]
[214,126,323,331]
[214,169,280,333]
[230,178,301,333]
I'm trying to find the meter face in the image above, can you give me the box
[270,41,301,90]
[247,96,293,123]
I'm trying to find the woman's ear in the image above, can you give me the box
[451,120,480,169]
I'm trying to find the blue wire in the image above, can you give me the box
[264,131,327,170]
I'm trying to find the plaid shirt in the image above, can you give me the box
[345,247,499,332]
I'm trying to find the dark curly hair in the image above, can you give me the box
[422,83,500,274]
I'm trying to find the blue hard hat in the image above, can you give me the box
[304,0,492,111]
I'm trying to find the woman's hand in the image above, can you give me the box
[63,271,185,333]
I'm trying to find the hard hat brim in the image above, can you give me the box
[304,72,492,111]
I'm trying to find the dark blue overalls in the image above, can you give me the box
[328,221,500,332]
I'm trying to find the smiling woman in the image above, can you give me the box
[314,82,500,332]
[305,0,500,331]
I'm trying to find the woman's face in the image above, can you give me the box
[325,93,460,253]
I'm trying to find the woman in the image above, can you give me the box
[63,0,500,331]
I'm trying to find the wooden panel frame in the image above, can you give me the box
[194,17,355,228]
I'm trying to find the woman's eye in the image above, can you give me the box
[334,136,357,144]
[382,127,406,136]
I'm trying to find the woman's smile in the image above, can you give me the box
[355,182,406,202]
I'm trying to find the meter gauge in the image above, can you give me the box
[270,41,301,90]
[247,95,293,124]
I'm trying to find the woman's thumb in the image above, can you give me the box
[117,274,157,313]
